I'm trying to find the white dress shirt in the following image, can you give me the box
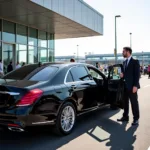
[16,64,21,69]
[126,56,132,66]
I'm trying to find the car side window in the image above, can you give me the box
[110,66,121,80]
[88,68,103,79]
[66,71,74,83]
[70,66,90,81]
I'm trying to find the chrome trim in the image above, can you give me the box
[16,104,30,107]
[77,104,109,116]
[32,120,55,125]
[64,66,78,84]
[77,106,99,116]
[64,65,94,84]
[0,91,20,96]
[8,127,24,132]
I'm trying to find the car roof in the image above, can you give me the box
[32,62,93,68]
[25,62,99,71]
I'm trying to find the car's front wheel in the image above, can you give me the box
[55,102,76,135]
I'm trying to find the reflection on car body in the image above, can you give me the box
[0,63,124,135]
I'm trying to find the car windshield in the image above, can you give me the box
[3,65,58,81]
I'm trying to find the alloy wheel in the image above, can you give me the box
[60,106,75,132]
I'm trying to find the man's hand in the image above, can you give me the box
[120,73,124,78]
[133,86,138,93]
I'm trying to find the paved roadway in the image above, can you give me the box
[0,75,150,150]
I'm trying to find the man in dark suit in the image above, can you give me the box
[7,61,13,73]
[117,47,140,126]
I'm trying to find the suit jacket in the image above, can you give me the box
[7,64,13,73]
[123,57,140,90]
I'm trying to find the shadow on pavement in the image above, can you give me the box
[88,119,138,150]
[0,107,138,150]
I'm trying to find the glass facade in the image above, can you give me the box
[0,19,1,41]
[3,20,15,43]
[0,42,2,61]
[48,50,54,62]
[17,24,27,44]
[16,44,27,64]
[38,30,47,48]
[28,28,38,46]
[0,18,55,69]
[48,33,55,49]
[28,46,38,64]
[38,48,47,62]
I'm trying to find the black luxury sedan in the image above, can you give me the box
[0,63,124,135]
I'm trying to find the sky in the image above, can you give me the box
[55,0,150,56]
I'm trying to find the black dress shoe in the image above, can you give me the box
[117,117,129,122]
[132,120,139,126]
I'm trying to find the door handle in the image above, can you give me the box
[71,85,77,90]
[56,91,62,94]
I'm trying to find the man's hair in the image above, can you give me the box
[123,47,132,54]
[70,58,75,62]
[0,59,1,62]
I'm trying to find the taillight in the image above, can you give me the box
[8,124,20,127]
[16,89,43,107]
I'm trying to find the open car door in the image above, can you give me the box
[107,64,125,109]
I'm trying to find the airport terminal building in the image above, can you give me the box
[0,0,103,70]
[55,52,150,66]
[86,52,150,66]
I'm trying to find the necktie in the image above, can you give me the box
[125,59,128,71]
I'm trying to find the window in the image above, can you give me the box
[28,28,38,46]
[3,20,15,43]
[48,33,54,49]
[38,48,47,62]
[3,64,39,80]
[3,65,58,81]
[28,46,38,64]
[0,19,1,40]
[29,66,58,81]
[110,66,121,80]
[66,71,74,82]
[0,42,2,60]
[88,68,103,79]
[16,44,27,63]
[70,66,90,81]
[17,24,27,44]
[48,50,54,62]
[38,31,47,48]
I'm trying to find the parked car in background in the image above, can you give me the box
[0,63,124,135]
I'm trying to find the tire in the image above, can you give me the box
[55,102,76,135]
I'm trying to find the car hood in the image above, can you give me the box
[0,79,39,88]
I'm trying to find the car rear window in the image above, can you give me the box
[29,66,58,81]
[3,65,58,81]
[3,64,39,80]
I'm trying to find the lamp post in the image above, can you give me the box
[115,15,121,64]
[73,53,76,60]
[77,45,79,62]
[130,33,132,48]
